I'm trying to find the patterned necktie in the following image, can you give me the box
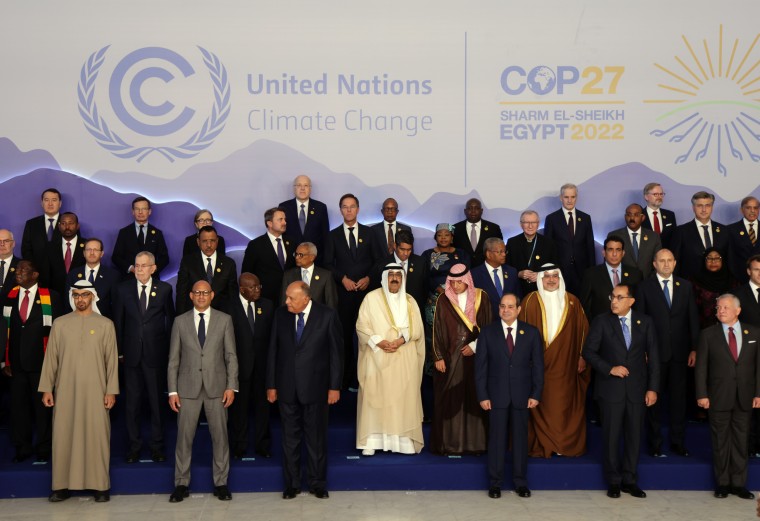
[506,326,514,356]
[296,312,305,343]
[299,203,306,234]
[493,268,503,297]
[198,312,206,347]
[247,301,255,334]
[206,257,214,283]
[750,223,757,246]
[620,317,631,349]
[302,268,310,284]
[567,211,575,240]
[470,223,478,251]
[631,232,639,261]
[387,223,395,254]
[47,218,55,241]
[348,227,357,258]
[702,225,712,249]
[20,289,30,324]
[612,268,620,287]
[653,211,661,234]
[138,225,145,247]
[139,284,147,314]
[64,241,72,273]
[276,237,285,269]
[728,326,738,362]
[663,279,672,308]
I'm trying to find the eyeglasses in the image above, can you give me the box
[84,248,102,253]
[134,263,155,269]
[705,256,722,262]
[195,218,213,224]
[293,252,314,258]
[72,292,93,300]
[648,192,666,197]
[609,295,633,301]
[520,221,539,226]
[192,290,212,296]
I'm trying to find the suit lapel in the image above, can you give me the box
[611,313,627,350]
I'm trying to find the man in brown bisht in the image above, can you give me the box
[431,263,492,455]
[519,263,590,457]
[39,280,119,502]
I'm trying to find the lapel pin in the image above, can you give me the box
[409,267,414,272]
[624,272,629,277]
[359,238,363,243]
[310,210,314,215]
[454,255,459,259]
[577,217,582,221]
[90,330,95,335]
[535,255,541,260]
[636,320,641,324]
[257,308,262,315]
[79,243,85,248]
[741,231,745,236]
[662,215,666,220]
[77,273,83,278]
[503,273,508,279]
[675,281,680,286]
[286,241,290,246]
[151,230,156,235]
[745,330,749,335]
[36,300,41,304]
[643,235,648,241]
[519,330,524,334]
[216,267,221,272]
[9,267,14,272]
[315,275,320,280]
[715,227,721,233]
[484,226,489,231]
[151,292,156,297]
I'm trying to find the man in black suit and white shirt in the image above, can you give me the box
[48,212,86,302]
[726,196,760,284]
[453,198,503,268]
[21,188,61,288]
[369,197,412,259]
[111,196,170,279]
[279,175,330,265]
[280,242,338,309]
[608,204,662,279]
[241,207,295,304]
[506,210,558,296]
[369,229,428,313]
[66,238,120,319]
[671,191,728,279]
[642,183,677,249]
[0,229,20,301]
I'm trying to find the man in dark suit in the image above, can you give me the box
[369,229,428,313]
[279,175,330,265]
[176,226,238,315]
[471,237,520,320]
[642,183,677,249]
[608,203,662,279]
[582,284,660,499]
[281,242,338,309]
[230,273,274,459]
[324,193,379,388]
[267,281,343,500]
[0,229,21,301]
[112,251,175,463]
[48,212,86,301]
[241,207,295,304]
[734,254,760,456]
[543,183,596,295]
[1,260,63,462]
[671,191,728,279]
[696,294,760,500]
[21,188,61,288]
[635,249,700,457]
[369,197,412,258]
[168,280,238,502]
[475,293,543,499]
[506,210,558,295]
[66,238,120,319]
[580,235,643,321]
[111,196,170,279]
[453,198,503,268]
[727,196,760,284]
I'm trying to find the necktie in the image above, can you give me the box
[0,260,5,286]
[138,224,145,247]
[728,326,738,362]
[612,268,620,287]
[302,268,310,284]
[387,223,395,254]
[296,312,305,343]
[470,223,478,251]
[276,237,285,269]
[493,268,503,298]
[653,211,661,234]
[348,227,357,258]
[299,203,306,234]
[64,242,72,273]
[756,287,760,304]
[20,289,30,324]
[247,301,255,334]
[506,327,514,356]
[702,225,712,249]
[567,211,575,240]
[47,218,55,241]
[401,261,406,274]
[750,223,757,246]
[88,268,95,284]
[631,232,639,261]
[663,279,672,308]
[206,257,214,282]
[139,284,147,314]
[620,317,631,349]
[198,312,206,347]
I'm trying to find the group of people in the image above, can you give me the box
[2,178,760,503]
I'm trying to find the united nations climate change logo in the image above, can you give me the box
[647,25,760,175]
[77,46,230,162]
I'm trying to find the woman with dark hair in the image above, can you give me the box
[182,209,226,257]
[690,248,737,329]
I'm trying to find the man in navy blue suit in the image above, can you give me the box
[671,191,728,279]
[369,197,412,258]
[475,293,543,499]
[66,238,120,319]
[642,182,677,249]
[471,238,520,320]
[279,175,330,265]
[726,196,760,284]
[111,196,170,279]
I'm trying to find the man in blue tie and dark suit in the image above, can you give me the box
[241,207,295,304]
[111,197,170,280]
[21,188,61,288]
[471,237,520,320]
[66,238,120,319]
[279,175,330,265]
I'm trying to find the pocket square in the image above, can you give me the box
[749,340,757,344]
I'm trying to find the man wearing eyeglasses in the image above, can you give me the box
[506,210,558,296]
[0,229,20,301]
[642,183,677,249]
[369,198,412,258]
[583,285,659,499]
[66,238,120,319]
[280,242,337,309]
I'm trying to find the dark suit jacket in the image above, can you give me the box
[21,215,60,287]
[580,263,643,320]
[453,219,503,267]
[230,296,273,380]
[182,233,226,258]
[66,264,121,319]
[368,253,429,313]
[4,287,62,371]
[696,322,760,411]
[241,234,295,304]
[635,276,699,363]
[505,232,558,295]
[369,221,412,259]
[112,279,175,368]
[671,220,728,279]
[111,223,170,278]
[608,227,662,279]
[175,252,238,315]
[727,220,760,284]
[47,236,86,299]
[0,255,20,302]
[470,263,521,320]
[583,311,660,402]
[324,223,378,284]
[543,208,596,292]
[279,198,330,264]
[643,208,677,248]
[280,265,338,309]
[266,301,343,404]
[475,319,543,408]
[736,283,760,327]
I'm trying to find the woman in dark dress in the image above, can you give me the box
[181,209,226,257]
[420,224,471,328]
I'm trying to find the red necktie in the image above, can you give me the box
[20,290,30,324]
[506,327,514,356]
[653,211,661,234]
[728,326,739,362]
[64,242,72,273]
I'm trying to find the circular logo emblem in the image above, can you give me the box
[77,46,230,162]
[526,66,557,95]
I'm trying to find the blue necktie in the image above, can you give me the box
[299,204,306,234]
[198,312,206,347]
[206,257,214,283]
[631,232,639,261]
[663,279,672,308]
[296,312,305,343]
[620,317,631,350]
[276,238,285,269]
[47,218,55,241]
[88,268,95,284]
[492,268,503,298]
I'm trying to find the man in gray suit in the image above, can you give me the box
[167,280,238,503]
[608,203,662,279]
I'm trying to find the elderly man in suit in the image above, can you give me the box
[279,175,330,265]
[642,183,677,249]
[241,207,295,304]
[608,203,662,279]
[229,273,274,460]
[453,198,503,268]
[112,251,175,463]
[48,212,86,301]
[111,196,170,279]
[543,183,596,295]
[267,281,343,500]
[21,188,61,288]
[671,191,728,279]
[583,284,659,499]
[475,293,543,499]
[176,226,238,315]
[506,210,558,296]
[66,238,120,319]
[0,229,21,301]
[370,198,412,258]
[168,280,238,502]
[727,196,760,284]
[281,242,338,308]
[471,237,520,320]
[696,294,760,500]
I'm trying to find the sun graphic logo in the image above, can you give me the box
[647,25,760,176]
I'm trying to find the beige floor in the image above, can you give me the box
[0,490,758,521]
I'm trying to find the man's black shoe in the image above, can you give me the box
[213,485,232,500]
[94,490,110,502]
[309,488,329,499]
[670,444,689,457]
[125,452,140,464]
[714,486,729,498]
[151,451,166,463]
[731,486,755,500]
[607,485,621,498]
[515,486,531,498]
[169,485,189,503]
[282,487,300,499]
[621,484,647,498]
[49,489,71,502]
[488,487,501,498]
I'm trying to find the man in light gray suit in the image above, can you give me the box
[280,242,338,309]
[608,203,662,279]
[167,280,238,503]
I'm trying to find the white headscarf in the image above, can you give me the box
[69,279,102,315]
[535,264,565,343]
[381,263,409,333]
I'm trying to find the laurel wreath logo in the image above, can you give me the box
[77,46,230,162]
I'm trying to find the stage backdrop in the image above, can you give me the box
[1,1,759,279]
